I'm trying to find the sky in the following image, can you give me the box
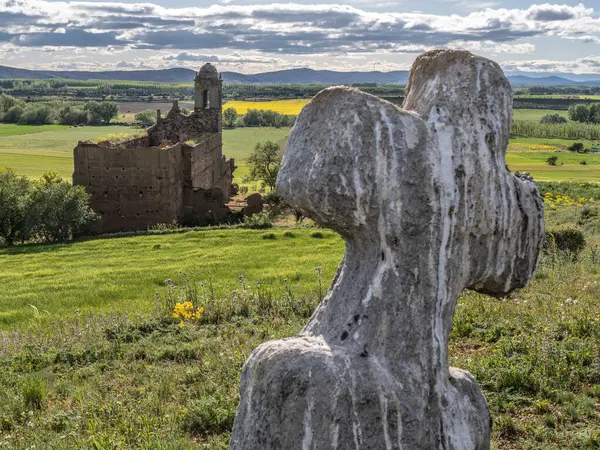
[0,0,598,75]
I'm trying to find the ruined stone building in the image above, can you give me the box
[73,63,235,233]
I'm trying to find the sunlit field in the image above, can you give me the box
[223,99,309,115]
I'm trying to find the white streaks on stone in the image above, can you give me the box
[302,386,314,450]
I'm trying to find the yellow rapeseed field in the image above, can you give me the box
[223,99,310,115]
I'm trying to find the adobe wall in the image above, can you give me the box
[180,133,234,223]
[73,142,184,232]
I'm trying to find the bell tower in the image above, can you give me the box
[194,63,222,132]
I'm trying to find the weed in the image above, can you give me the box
[21,375,46,410]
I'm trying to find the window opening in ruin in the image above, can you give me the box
[203,90,209,108]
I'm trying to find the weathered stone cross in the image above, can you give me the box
[230,50,544,450]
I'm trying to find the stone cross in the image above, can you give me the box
[230,50,544,450]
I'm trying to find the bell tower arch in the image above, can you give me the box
[194,63,222,132]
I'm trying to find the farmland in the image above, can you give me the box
[0,124,291,185]
[223,99,309,115]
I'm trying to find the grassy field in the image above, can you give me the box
[0,125,291,185]
[223,99,309,115]
[512,109,569,122]
[0,124,68,136]
[0,228,342,329]
[1,187,600,448]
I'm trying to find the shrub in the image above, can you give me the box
[543,226,586,257]
[580,160,587,165]
[310,231,324,239]
[540,114,567,124]
[261,232,276,240]
[135,110,157,128]
[242,212,272,229]
[546,156,558,166]
[283,231,295,238]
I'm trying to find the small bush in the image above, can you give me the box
[310,231,324,239]
[546,156,558,166]
[580,160,587,165]
[543,226,586,257]
[283,231,295,238]
[21,375,46,410]
[261,233,276,240]
[242,212,272,229]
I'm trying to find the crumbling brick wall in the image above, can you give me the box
[147,109,220,146]
[73,142,184,233]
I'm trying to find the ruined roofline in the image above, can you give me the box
[76,137,178,151]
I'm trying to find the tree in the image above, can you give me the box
[246,141,282,191]
[223,107,238,128]
[568,142,584,153]
[568,104,591,123]
[0,169,36,245]
[135,110,157,128]
[546,156,558,166]
[540,114,567,124]
[84,101,119,124]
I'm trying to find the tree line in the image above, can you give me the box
[223,108,295,128]
[0,94,120,125]
[568,104,600,124]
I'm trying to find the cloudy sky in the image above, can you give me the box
[0,0,598,74]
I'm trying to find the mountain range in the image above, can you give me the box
[1,64,600,86]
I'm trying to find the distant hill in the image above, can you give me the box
[0,64,599,86]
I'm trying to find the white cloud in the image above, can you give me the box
[502,55,600,74]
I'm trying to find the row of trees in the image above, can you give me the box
[0,94,120,125]
[512,120,600,140]
[223,107,296,129]
[568,104,600,124]
[0,170,98,245]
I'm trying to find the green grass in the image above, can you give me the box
[512,109,569,122]
[0,124,68,137]
[506,151,600,182]
[1,194,600,448]
[0,228,342,329]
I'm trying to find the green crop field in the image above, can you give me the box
[512,109,569,122]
